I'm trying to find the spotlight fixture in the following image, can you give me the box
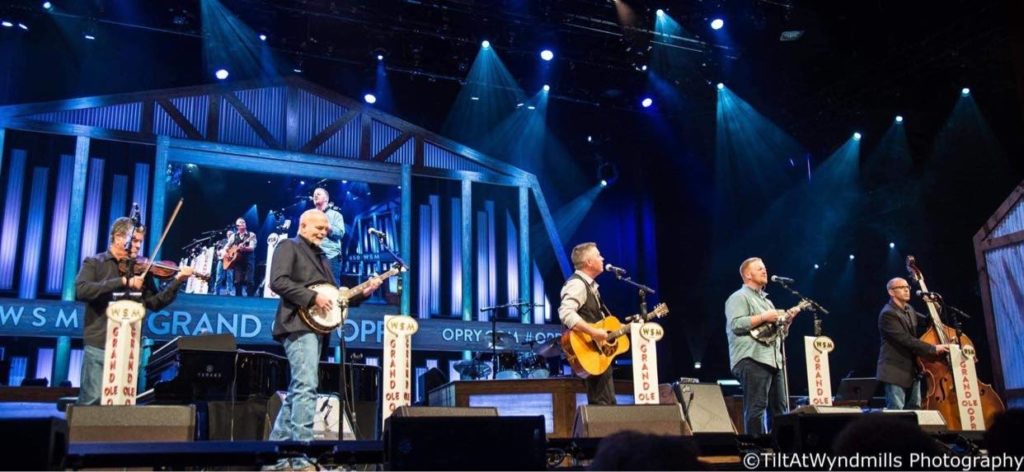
[889,242,895,249]
[961,87,970,96]
[377,54,384,61]
[363,93,377,104]
[710,18,724,30]
[600,180,608,187]
[717,82,724,90]
[42,1,52,10]
[1,21,12,28]
[586,135,593,143]
[481,40,490,49]
[527,105,536,110]
[542,84,550,92]
[259,34,267,41]
[895,115,904,123]
[540,49,554,61]
[17,23,27,30]
[853,132,862,141]
[656,9,664,16]
[641,65,648,71]
[293,68,302,73]
[779,30,804,41]
[641,97,653,108]
[215,69,229,80]
[84,34,96,40]
[813,264,819,270]
[849,254,855,261]
[470,96,480,101]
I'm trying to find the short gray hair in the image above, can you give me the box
[109,217,144,245]
[571,242,597,270]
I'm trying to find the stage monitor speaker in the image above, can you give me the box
[417,367,447,405]
[385,415,545,470]
[67,405,195,443]
[674,383,738,434]
[572,404,691,438]
[882,409,948,433]
[0,417,67,470]
[392,406,498,418]
[773,411,918,453]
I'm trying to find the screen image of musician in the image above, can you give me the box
[163,166,401,308]
[725,257,804,435]
[558,242,616,405]
[876,277,949,410]
[74,216,193,405]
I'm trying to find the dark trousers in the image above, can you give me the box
[732,358,787,435]
[585,369,616,405]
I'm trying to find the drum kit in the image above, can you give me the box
[453,335,563,381]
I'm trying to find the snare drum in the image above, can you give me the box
[517,352,550,379]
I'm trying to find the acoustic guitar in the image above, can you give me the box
[562,303,669,378]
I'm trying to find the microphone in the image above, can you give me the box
[916,290,942,299]
[604,264,627,276]
[770,275,795,284]
[368,228,386,238]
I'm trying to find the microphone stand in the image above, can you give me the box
[769,280,830,415]
[610,271,655,319]
[370,231,408,269]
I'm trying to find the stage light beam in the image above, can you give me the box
[717,82,724,90]
[710,18,724,30]
[540,49,554,61]
[641,97,653,108]
[42,2,52,10]
[215,68,229,80]
[363,93,377,104]
[542,84,550,92]
[961,87,970,96]
[481,40,490,49]
[853,132,862,141]
[889,242,895,249]
[895,115,904,123]
[258,34,266,41]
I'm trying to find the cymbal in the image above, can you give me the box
[533,338,563,358]
[453,360,491,379]
[486,331,516,350]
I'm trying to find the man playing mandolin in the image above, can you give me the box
[266,209,380,469]
[558,242,616,406]
[725,257,803,435]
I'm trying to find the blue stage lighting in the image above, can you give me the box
[656,9,664,16]
[17,23,27,30]
[470,96,480,101]
[641,97,653,108]
[641,64,648,71]
[961,87,970,96]
[853,132,862,141]
[895,115,904,123]
[42,1,52,10]
[587,135,593,143]
[377,54,384,61]
[84,34,95,40]
[527,105,536,110]
[542,84,550,92]
[813,264,820,270]
[540,49,554,61]
[293,68,302,73]
[364,94,377,104]
[710,18,724,30]
[259,34,267,41]
[717,82,724,90]
[1,21,12,28]
[481,40,491,49]
[215,69,229,80]
[600,179,608,187]
[889,242,895,249]
[849,254,855,261]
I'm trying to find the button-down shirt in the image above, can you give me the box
[74,251,185,348]
[320,207,346,260]
[558,270,600,330]
[725,284,783,370]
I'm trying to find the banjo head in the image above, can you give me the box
[305,284,345,330]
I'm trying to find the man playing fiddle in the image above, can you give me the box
[74,217,193,405]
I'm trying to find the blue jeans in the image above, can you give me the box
[270,332,321,441]
[78,345,104,405]
[732,358,788,435]
[328,256,342,285]
[883,380,921,409]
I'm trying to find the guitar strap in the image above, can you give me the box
[585,280,611,320]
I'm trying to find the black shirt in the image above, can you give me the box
[74,251,185,348]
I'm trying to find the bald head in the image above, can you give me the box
[887,277,912,306]
[299,209,329,245]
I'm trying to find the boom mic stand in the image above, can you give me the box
[769,279,830,415]
[609,270,655,320]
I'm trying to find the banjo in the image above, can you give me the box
[298,263,405,334]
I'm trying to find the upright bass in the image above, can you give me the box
[906,256,1004,430]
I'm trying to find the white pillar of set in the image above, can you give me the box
[949,344,984,431]
[101,299,146,405]
[631,322,664,404]
[804,335,835,406]
[382,315,418,429]
[263,232,288,298]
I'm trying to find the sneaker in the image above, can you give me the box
[261,459,292,471]
[290,457,318,471]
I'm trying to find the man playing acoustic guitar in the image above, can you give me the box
[558,242,616,406]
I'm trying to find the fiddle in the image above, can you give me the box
[121,257,210,281]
